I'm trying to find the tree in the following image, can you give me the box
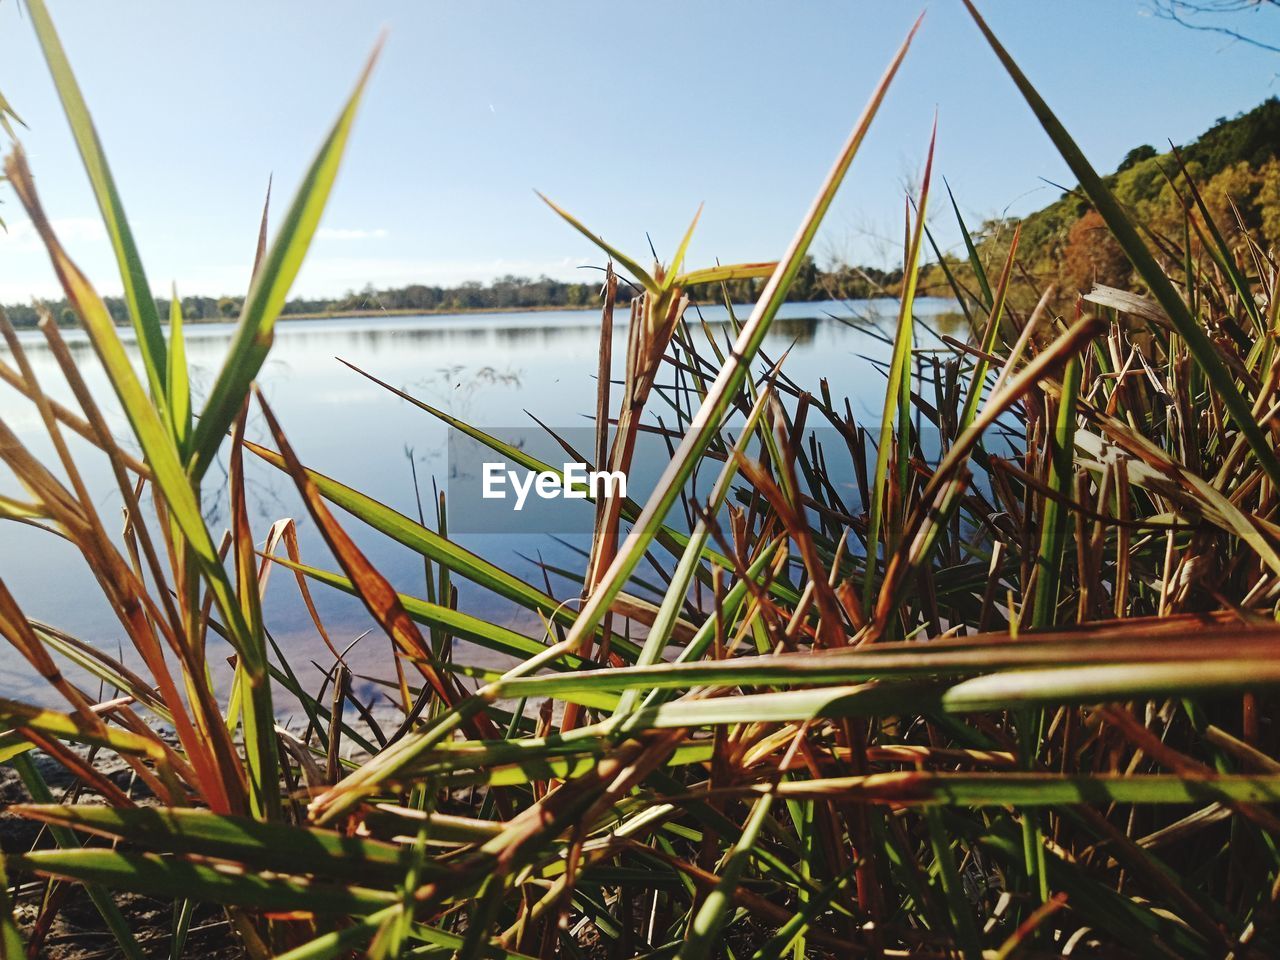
[1062,210,1131,292]
[1118,144,1158,172]
[1149,1,1280,54]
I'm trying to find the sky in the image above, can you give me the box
[0,1,1276,303]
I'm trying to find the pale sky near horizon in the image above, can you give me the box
[0,1,1276,303]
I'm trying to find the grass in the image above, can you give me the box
[2,1,1280,958]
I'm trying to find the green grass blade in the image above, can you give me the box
[535,192,657,292]
[863,118,936,613]
[678,794,774,960]
[560,16,921,653]
[167,287,191,453]
[0,855,23,960]
[613,388,774,717]
[6,849,398,915]
[5,149,276,818]
[272,906,401,960]
[266,555,601,666]
[229,402,279,822]
[956,224,1019,435]
[0,697,167,761]
[945,178,993,308]
[942,660,1280,712]
[11,756,145,960]
[757,771,1280,808]
[0,87,26,139]
[1167,145,1264,334]
[924,806,983,960]
[10,805,429,884]
[665,204,703,288]
[676,261,778,287]
[24,0,168,408]
[463,627,1280,701]
[28,622,172,720]
[615,682,937,732]
[169,898,194,960]
[749,865,855,960]
[334,360,780,598]
[1030,355,1081,628]
[187,41,381,481]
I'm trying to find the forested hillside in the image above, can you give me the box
[926,96,1280,304]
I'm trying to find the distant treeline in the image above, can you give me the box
[1,257,904,328]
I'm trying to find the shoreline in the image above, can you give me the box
[275,301,611,321]
[4,294,940,333]
[265,295,909,323]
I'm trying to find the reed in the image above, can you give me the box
[2,2,1280,957]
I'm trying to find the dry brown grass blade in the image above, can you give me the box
[258,518,343,662]
[31,313,244,815]
[562,266,622,734]
[0,352,149,479]
[585,264,618,590]
[14,313,187,645]
[0,581,156,776]
[0,326,239,813]
[733,443,847,648]
[253,387,494,741]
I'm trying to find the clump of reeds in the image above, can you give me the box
[2,1,1280,958]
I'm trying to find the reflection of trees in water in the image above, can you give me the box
[931,311,970,337]
[685,310,821,347]
[490,325,601,348]
[765,315,819,344]
[54,336,97,365]
[332,325,493,353]
[265,322,604,354]
[33,312,839,380]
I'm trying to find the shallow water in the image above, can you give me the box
[0,298,962,709]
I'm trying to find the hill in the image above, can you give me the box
[926,97,1280,305]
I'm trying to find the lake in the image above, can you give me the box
[0,298,962,709]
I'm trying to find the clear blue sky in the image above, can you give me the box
[0,1,1275,302]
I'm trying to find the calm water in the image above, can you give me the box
[0,298,960,708]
